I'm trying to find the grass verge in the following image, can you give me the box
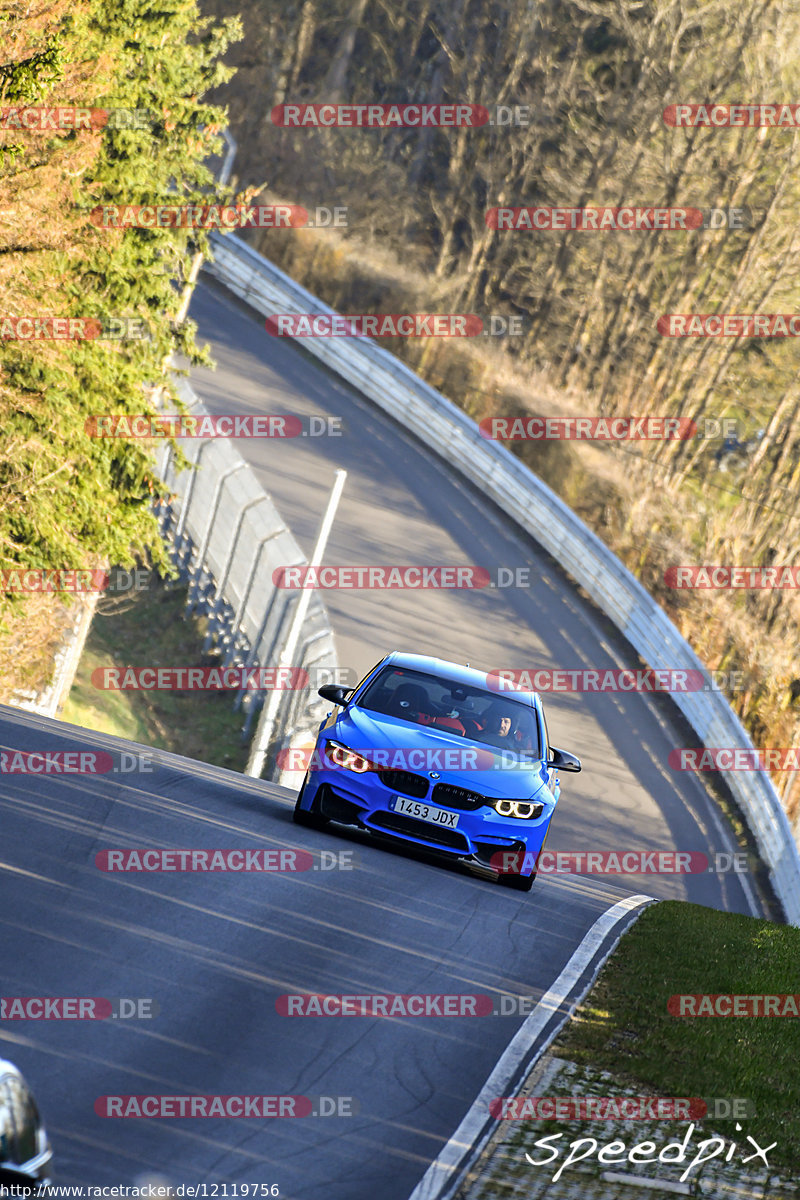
[551,900,800,1174]
[62,575,250,772]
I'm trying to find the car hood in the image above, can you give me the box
[332,708,549,801]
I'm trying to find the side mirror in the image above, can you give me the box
[546,746,582,773]
[318,684,350,706]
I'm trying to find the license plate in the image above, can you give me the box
[390,796,459,828]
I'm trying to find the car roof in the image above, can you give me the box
[378,651,540,710]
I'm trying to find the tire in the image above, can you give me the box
[498,869,536,892]
[292,779,329,829]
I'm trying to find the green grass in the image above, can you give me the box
[62,577,250,772]
[551,900,800,1173]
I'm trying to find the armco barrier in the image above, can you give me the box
[204,230,800,924]
[154,375,338,769]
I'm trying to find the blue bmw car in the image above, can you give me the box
[293,651,581,890]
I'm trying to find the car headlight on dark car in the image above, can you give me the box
[493,799,545,819]
[325,740,375,773]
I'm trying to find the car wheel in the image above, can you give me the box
[292,779,329,829]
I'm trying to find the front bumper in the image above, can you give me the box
[299,766,550,877]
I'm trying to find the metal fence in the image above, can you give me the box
[205,229,800,925]
[155,376,338,771]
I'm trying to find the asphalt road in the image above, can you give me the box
[187,273,761,916]
[1,706,631,1198]
[0,270,768,1200]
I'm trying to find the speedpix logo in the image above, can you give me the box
[523,1123,775,1184]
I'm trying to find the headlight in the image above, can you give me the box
[325,740,375,773]
[494,799,544,820]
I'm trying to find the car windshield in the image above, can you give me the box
[355,666,541,757]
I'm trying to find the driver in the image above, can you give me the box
[480,706,517,748]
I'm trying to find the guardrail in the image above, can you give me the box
[155,376,338,770]
[205,229,800,924]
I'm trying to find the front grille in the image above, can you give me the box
[369,811,470,853]
[431,782,487,811]
[376,769,429,798]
